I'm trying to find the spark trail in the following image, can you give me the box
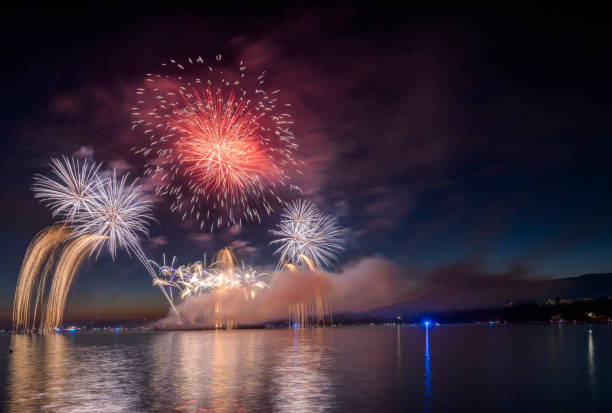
[12,225,70,331]
[41,234,105,331]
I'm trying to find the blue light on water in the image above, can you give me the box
[67,328,76,333]
[293,322,299,329]
[424,325,432,412]
[424,320,431,327]
[114,327,120,332]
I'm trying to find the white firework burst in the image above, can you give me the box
[73,170,180,318]
[270,200,344,271]
[32,156,101,222]
[73,170,154,260]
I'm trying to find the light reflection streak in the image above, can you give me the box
[8,335,41,411]
[150,331,267,412]
[8,335,71,411]
[273,328,334,412]
[588,328,597,403]
[424,325,432,412]
[7,334,140,411]
[209,331,239,409]
[44,334,69,410]
[587,329,595,377]
[396,326,402,385]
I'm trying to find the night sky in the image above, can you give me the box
[1,6,611,325]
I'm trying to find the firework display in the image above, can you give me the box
[12,225,71,331]
[12,156,178,332]
[270,200,344,271]
[151,247,269,303]
[131,55,300,231]
[13,54,347,332]
[41,234,106,331]
[72,170,154,260]
[71,170,180,318]
[266,200,343,327]
[33,156,101,222]
[14,156,101,331]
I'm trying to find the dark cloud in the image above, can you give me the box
[229,239,259,259]
[188,233,214,245]
[148,236,168,247]
[73,145,95,159]
[107,159,133,172]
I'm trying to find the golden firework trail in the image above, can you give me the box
[31,237,63,330]
[12,225,70,331]
[41,234,106,332]
[214,247,236,277]
[282,255,332,327]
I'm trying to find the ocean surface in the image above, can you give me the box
[0,325,610,412]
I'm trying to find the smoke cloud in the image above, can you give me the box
[154,255,586,329]
[156,256,413,328]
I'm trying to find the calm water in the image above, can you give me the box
[0,325,610,412]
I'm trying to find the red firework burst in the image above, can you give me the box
[132,55,299,230]
[171,88,269,199]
